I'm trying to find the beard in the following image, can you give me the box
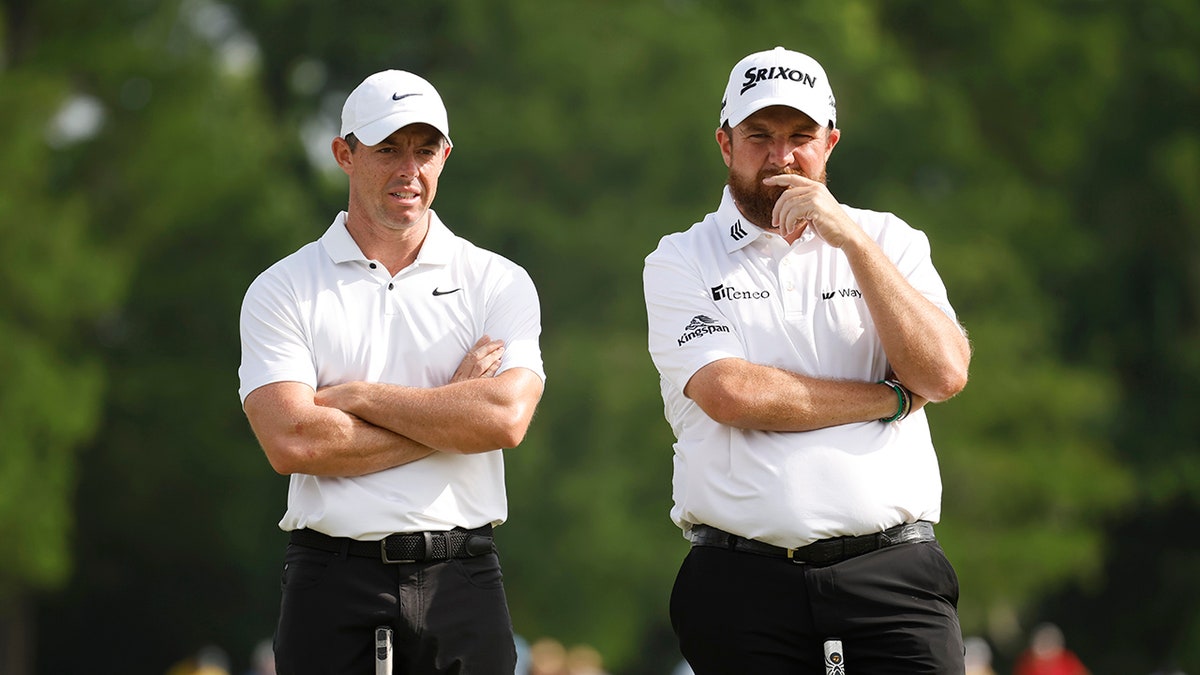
[727,165,828,231]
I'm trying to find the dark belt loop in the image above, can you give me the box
[422,531,433,560]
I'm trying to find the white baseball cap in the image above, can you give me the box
[719,47,837,129]
[340,70,452,147]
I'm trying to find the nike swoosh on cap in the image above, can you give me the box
[392,92,420,101]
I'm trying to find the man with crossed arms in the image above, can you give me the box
[239,70,544,674]
[644,47,971,672]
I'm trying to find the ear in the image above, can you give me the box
[331,136,354,175]
[824,127,841,160]
[716,127,733,168]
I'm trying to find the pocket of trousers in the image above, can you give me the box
[919,542,961,608]
[451,553,505,590]
[280,543,338,592]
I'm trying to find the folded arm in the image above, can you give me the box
[685,357,928,432]
[242,336,515,474]
[768,175,971,402]
[243,380,436,477]
[837,233,970,401]
[315,367,544,454]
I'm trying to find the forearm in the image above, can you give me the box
[244,382,434,477]
[271,409,435,476]
[317,369,543,454]
[685,358,906,432]
[841,234,970,401]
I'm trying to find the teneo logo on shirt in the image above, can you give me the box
[740,66,819,94]
[711,284,770,301]
[677,315,731,346]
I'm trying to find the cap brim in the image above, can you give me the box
[350,113,452,147]
[725,97,829,129]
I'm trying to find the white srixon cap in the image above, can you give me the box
[340,70,452,147]
[719,46,837,129]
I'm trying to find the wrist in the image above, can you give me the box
[877,379,912,423]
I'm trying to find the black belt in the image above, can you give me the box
[690,521,936,566]
[290,525,495,564]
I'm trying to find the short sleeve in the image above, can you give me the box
[643,237,744,395]
[238,268,317,403]
[483,263,546,383]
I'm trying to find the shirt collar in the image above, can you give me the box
[415,211,455,266]
[715,187,761,253]
[714,186,818,252]
[320,210,455,267]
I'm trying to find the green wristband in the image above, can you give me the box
[878,379,906,423]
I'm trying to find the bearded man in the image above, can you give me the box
[642,46,972,673]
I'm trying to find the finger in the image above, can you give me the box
[776,199,803,233]
[763,174,805,188]
[472,335,507,357]
[475,342,505,363]
[772,190,791,229]
[473,346,504,377]
[474,335,504,351]
[480,346,504,367]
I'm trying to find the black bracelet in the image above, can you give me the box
[878,379,911,423]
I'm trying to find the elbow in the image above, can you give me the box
[263,446,300,476]
[906,339,971,403]
[494,425,528,451]
[466,375,542,452]
[490,406,535,450]
[920,363,970,403]
[454,405,536,453]
[259,436,312,476]
[267,457,296,476]
[697,392,754,428]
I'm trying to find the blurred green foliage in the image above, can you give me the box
[1,0,1197,673]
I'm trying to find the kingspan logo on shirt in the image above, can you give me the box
[677,315,731,346]
[711,284,770,301]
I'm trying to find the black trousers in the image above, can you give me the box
[671,539,964,674]
[274,542,516,675]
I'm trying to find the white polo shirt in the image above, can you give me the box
[239,211,545,539]
[643,187,957,549]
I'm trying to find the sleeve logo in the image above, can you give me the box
[677,315,731,346]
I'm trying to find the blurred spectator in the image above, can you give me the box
[166,644,231,675]
[244,639,274,675]
[964,636,996,675]
[565,644,609,675]
[529,637,568,675]
[1014,623,1089,675]
[515,634,532,675]
[194,645,232,675]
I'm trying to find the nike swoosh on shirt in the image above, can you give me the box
[432,287,462,296]
[392,92,420,101]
